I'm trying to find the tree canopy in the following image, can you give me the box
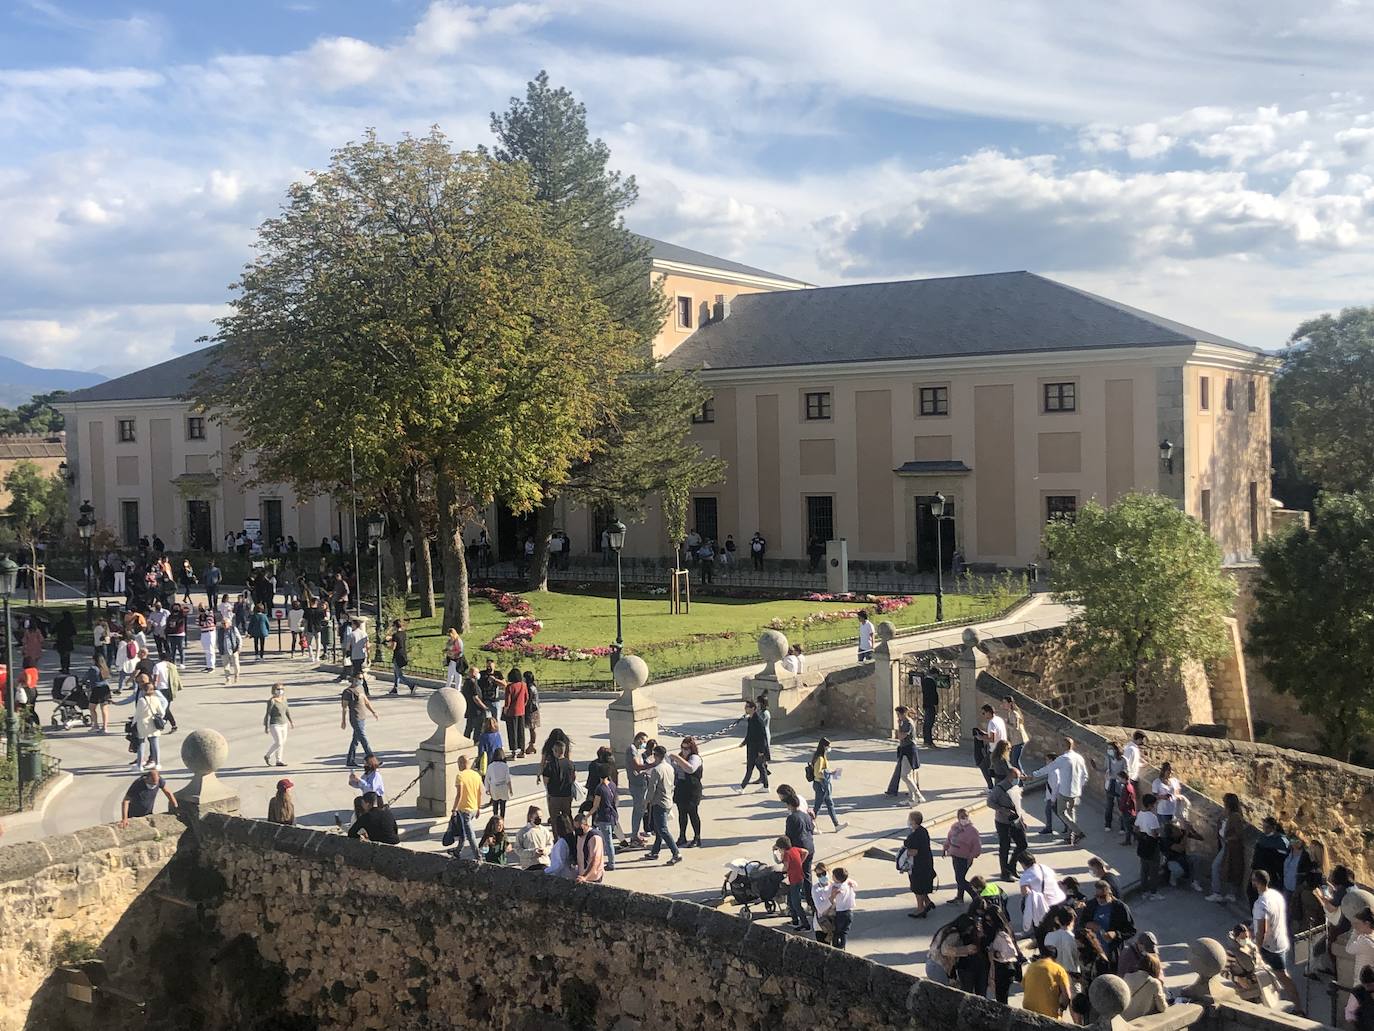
[2,459,67,556]
[1273,305,1374,495]
[0,390,68,434]
[1249,491,1374,761]
[1044,492,1236,726]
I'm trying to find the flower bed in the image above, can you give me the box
[769,593,913,630]
[477,590,612,661]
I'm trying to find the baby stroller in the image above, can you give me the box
[721,858,785,921]
[51,675,93,729]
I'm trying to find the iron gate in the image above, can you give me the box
[898,651,961,743]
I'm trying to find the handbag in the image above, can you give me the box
[571,781,586,805]
[441,813,460,848]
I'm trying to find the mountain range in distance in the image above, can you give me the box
[0,356,107,409]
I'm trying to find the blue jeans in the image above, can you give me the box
[787,882,805,926]
[346,719,372,766]
[647,804,679,859]
[813,779,839,829]
[1104,779,1121,828]
[393,661,416,692]
[1044,795,1058,833]
[1010,743,1025,771]
[455,810,479,859]
[596,822,616,871]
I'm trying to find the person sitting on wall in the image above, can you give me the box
[347,791,399,845]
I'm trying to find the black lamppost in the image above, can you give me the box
[607,519,626,667]
[931,492,946,622]
[78,500,95,628]
[366,513,386,663]
[1,556,19,791]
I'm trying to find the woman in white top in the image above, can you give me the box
[485,748,513,821]
[780,644,805,675]
[516,805,555,869]
[544,814,577,879]
[1151,762,1182,823]
[1017,851,1067,933]
[132,678,168,769]
[287,601,305,656]
[827,867,858,950]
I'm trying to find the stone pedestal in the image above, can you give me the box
[958,627,987,743]
[415,688,474,818]
[174,729,238,821]
[1180,938,1236,1005]
[607,655,658,755]
[874,621,899,737]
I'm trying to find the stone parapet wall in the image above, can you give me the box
[1086,727,1374,884]
[0,815,186,1031]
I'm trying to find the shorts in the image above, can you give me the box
[1259,946,1288,974]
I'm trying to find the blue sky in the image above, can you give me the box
[2,0,1373,374]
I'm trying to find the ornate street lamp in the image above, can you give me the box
[366,513,386,662]
[607,519,627,667]
[1159,440,1175,475]
[78,500,96,628]
[931,493,946,622]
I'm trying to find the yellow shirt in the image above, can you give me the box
[1021,958,1071,1018]
[813,754,830,778]
[455,769,483,814]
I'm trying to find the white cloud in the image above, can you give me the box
[0,67,162,90]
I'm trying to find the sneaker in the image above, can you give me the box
[835,821,849,831]
[644,853,660,861]
[667,856,682,865]
[1204,893,1225,903]
[264,754,273,766]
[1192,881,1204,893]
[387,688,399,696]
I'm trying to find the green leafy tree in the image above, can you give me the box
[490,73,721,588]
[1274,306,1374,494]
[3,459,67,564]
[197,129,618,631]
[0,390,68,434]
[1249,492,1374,761]
[1044,492,1236,726]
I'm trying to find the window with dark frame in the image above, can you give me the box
[1043,382,1076,412]
[1200,376,1210,411]
[1201,489,1212,533]
[805,495,835,542]
[1045,495,1078,523]
[187,416,205,440]
[692,496,719,543]
[118,419,136,443]
[691,398,715,424]
[120,500,139,546]
[1225,378,1235,411]
[918,386,949,416]
[677,296,693,329]
[1247,380,1257,413]
[804,391,832,421]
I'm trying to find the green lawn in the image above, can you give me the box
[402,588,1008,684]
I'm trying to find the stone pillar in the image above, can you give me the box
[958,627,986,743]
[1180,938,1236,1005]
[174,729,238,821]
[874,621,900,738]
[415,687,473,818]
[607,655,657,756]
[755,629,786,683]
[1087,973,1131,1031]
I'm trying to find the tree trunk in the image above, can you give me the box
[386,527,408,595]
[527,499,557,592]
[401,468,436,619]
[1121,667,1140,728]
[436,468,470,633]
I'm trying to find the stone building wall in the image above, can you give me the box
[1087,727,1374,885]
[0,815,185,1031]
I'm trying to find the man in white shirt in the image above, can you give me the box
[1122,730,1146,785]
[1049,738,1089,844]
[1251,869,1299,1005]
[857,611,875,662]
[827,867,858,950]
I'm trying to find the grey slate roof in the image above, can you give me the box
[641,236,808,286]
[60,346,220,403]
[662,271,1258,371]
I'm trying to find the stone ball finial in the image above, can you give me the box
[426,687,465,729]
[1342,887,1374,920]
[758,630,788,663]
[613,654,650,693]
[962,627,981,647]
[180,729,228,776]
[1188,938,1227,978]
[1088,974,1129,1020]
[876,621,896,642]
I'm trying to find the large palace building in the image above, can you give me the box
[59,237,1273,568]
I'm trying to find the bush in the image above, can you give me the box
[51,931,99,967]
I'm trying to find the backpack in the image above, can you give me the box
[804,761,815,783]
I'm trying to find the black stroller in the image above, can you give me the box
[51,674,93,729]
[721,858,786,920]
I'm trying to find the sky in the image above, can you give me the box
[2,0,1374,376]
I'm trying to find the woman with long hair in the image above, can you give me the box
[248,604,271,660]
[478,815,508,864]
[1206,792,1246,903]
[477,717,504,774]
[522,670,540,752]
[85,654,112,733]
[809,737,844,831]
[444,629,464,689]
[545,813,577,879]
[267,779,295,825]
[670,736,704,848]
[485,747,513,820]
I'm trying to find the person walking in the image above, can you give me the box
[132,678,168,770]
[216,618,242,684]
[988,772,1028,882]
[643,745,681,865]
[943,808,983,904]
[485,748,512,821]
[541,740,576,827]
[885,709,924,804]
[779,785,817,909]
[1017,849,1067,935]
[624,731,650,848]
[1004,697,1029,770]
[204,559,221,610]
[385,619,418,696]
[856,610,875,662]
[808,738,846,831]
[522,670,540,753]
[247,604,271,660]
[120,767,177,826]
[1206,792,1247,903]
[53,611,77,674]
[503,666,528,755]
[777,835,809,930]
[1252,869,1300,1005]
[85,657,112,733]
[670,736,704,848]
[901,810,937,918]
[287,599,305,657]
[737,699,770,791]
[1133,792,1165,901]
[450,754,484,860]
[340,675,379,769]
[267,779,295,825]
[347,618,369,687]
[1049,737,1088,845]
[262,683,293,766]
[460,665,487,742]
[165,603,187,668]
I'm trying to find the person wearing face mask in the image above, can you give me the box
[811,862,834,944]
[943,808,983,905]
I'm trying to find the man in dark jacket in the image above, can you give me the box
[1084,879,1135,966]
[738,700,770,790]
[1249,817,1290,906]
[347,791,399,845]
[988,774,1029,881]
[921,674,941,747]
